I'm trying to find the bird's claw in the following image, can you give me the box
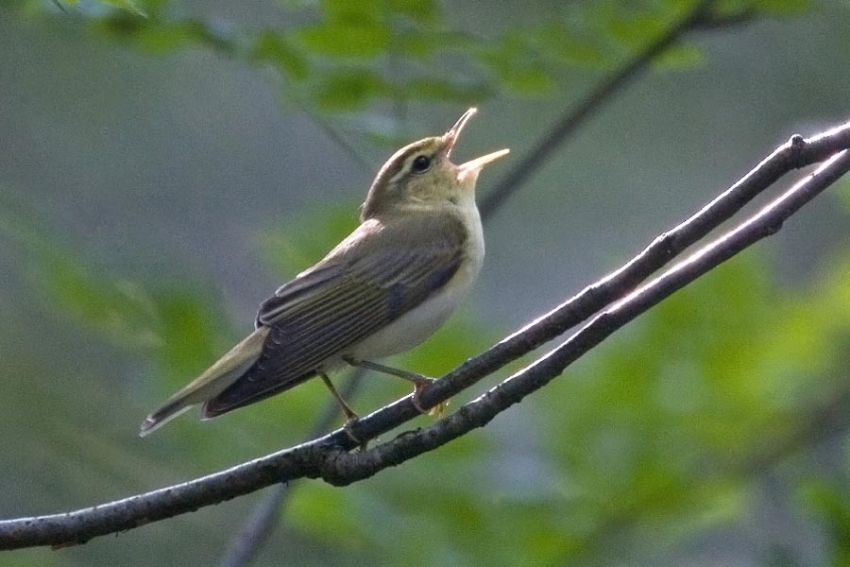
[412,378,449,417]
[342,418,368,451]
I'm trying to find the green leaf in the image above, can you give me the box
[312,69,392,111]
[94,17,237,55]
[801,480,850,564]
[0,187,232,387]
[396,30,475,59]
[386,0,440,24]
[536,22,614,68]
[482,34,556,97]
[653,43,704,69]
[151,290,227,378]
[252,30,309,80]
[502,64,555,96]
[604,11,667,51]
[99,0,147,16]
[256,202,359,277]
[319,0,380,24]
[288,485,379,549]
[834,178,850,214]
[294,22,391,59]
[401,77,494,103]
[47,268,158,346]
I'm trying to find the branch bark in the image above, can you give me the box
[1,121,849,550]
[328,147,850,482]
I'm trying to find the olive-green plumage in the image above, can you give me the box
[140,108,508,436]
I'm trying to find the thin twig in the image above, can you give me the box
[303,110,375,177]
[478,0,714,219]
[690,7,756,30]
[1,119,847,550]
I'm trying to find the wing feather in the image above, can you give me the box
[203,213,467,416]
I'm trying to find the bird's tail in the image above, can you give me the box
[139,327,270,437]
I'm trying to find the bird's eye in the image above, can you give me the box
[411,155,432,173]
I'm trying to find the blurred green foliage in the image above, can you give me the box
[9,0,811,133]
[7,187,850,565]
[0,188,234,387]
[3,0,850,566]
[805,479,850,567]
[263,249,850,567]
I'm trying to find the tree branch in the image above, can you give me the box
[1,121,848,550]
[323,149,850,484]
[219,2,760,561]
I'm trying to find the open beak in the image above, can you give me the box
[444,107,478,158]
[457,148,510,177]
[444,107,510,180]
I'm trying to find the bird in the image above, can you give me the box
[140,107,509,437]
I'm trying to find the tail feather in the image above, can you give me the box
[139,327,270,437]
[139,404,195,437]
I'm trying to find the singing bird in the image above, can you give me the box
[140,108,508,436]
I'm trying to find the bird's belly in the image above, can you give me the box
[346,203,483,362]
[348,265,477,360]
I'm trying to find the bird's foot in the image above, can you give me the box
[412,378,449,417]
[342,417,368,451]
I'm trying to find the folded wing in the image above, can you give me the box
[202,213,466,417]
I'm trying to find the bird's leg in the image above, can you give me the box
[342,357,447,416]
[318,371,365,448]
[318,371,358,420]
[345,357,431,384]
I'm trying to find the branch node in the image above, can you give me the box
[318,448,361,487]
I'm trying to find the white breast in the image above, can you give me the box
[349,203,484,360]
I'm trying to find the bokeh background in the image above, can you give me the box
[2,0,850,565]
